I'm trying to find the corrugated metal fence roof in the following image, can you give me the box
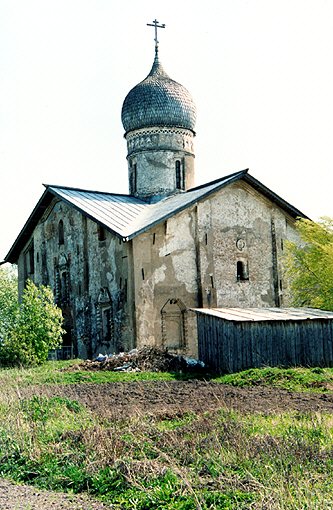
[192,307,333,322]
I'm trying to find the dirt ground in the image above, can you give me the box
[25,379,333,418]
[3,380,333,509]
[0,478,112,510]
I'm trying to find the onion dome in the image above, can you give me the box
[121,50,196,134]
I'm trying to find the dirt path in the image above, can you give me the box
[3,380,333,508]
[0,478,112,510]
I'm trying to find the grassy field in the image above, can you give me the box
[1,362,333,509]
[2,360,333,391]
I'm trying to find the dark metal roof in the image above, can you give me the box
[44,172,244,241]
[4,169,308,263]
[192,307,333,321]
[49,186,147,238]
[121,52,196,134]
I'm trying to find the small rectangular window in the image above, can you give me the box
[175,160,185,190]
[58,220,64,246]
[237,261,249,281]
[97,225,106,242]
[102,308,111,341]
[176,160,181,189]
[131,163,137,194]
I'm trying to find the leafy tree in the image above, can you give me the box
[0,268,64,366]
[0,266,18,340]
[285,217,333,310]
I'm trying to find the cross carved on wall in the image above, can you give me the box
[147,19,166,50]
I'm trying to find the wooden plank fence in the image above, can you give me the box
[196,314,333,374]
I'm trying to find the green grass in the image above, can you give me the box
[2,360,333,394]
[1,395,333,508]
[0,360,179,388]
[215,365,333,392]
[1,361,333,508]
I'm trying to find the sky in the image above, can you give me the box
[1,0,333,261]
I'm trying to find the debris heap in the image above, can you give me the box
[66,347,205,373]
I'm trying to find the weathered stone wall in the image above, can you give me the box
[17,199,134,358]
[131,181,300,357]
[16,180,301,360]
[132,208,200,356]
[126,126,195,199]
[197,181,299,309]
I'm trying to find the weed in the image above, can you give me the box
[1,362,333,508]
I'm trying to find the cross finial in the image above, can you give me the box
[147,19,166,53]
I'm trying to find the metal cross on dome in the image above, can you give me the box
[147,19,166,50]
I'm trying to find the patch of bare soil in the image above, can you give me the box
[6,348,333,510]
[3,381,333,508]
[23,380,333,419]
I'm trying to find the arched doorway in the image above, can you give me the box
[161,298,187,351]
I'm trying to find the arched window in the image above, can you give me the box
[61,271,68,302]
[237,261,249,281]
[130,163,137,194]
[58,220,64,246]
[175,161,185,190]
[97,288,114,344]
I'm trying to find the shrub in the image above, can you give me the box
[0,266,18,340]
[0,273,64,366]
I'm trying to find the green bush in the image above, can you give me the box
[0,269,64,366]
[0,266,18,340]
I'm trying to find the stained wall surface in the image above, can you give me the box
[131,181,300,357]
[17,199,135,358]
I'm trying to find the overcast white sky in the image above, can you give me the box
[1,0,333,260]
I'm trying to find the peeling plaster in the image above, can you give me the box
[172,253,197,294]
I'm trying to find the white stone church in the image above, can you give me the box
[4,23,306,358]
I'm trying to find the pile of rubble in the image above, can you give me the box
[66,346,206,373]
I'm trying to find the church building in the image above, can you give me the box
[4,22,307,358]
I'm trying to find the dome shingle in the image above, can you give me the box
[121,53,196,134]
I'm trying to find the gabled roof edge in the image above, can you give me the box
[44,183,135,199]
[188,169,248,192]
[125,170,250,240]
[4,186,132,264]
[243,174,309,220]
[4,188,53,264]
[124,168,308,240]
[4,170,310,263]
